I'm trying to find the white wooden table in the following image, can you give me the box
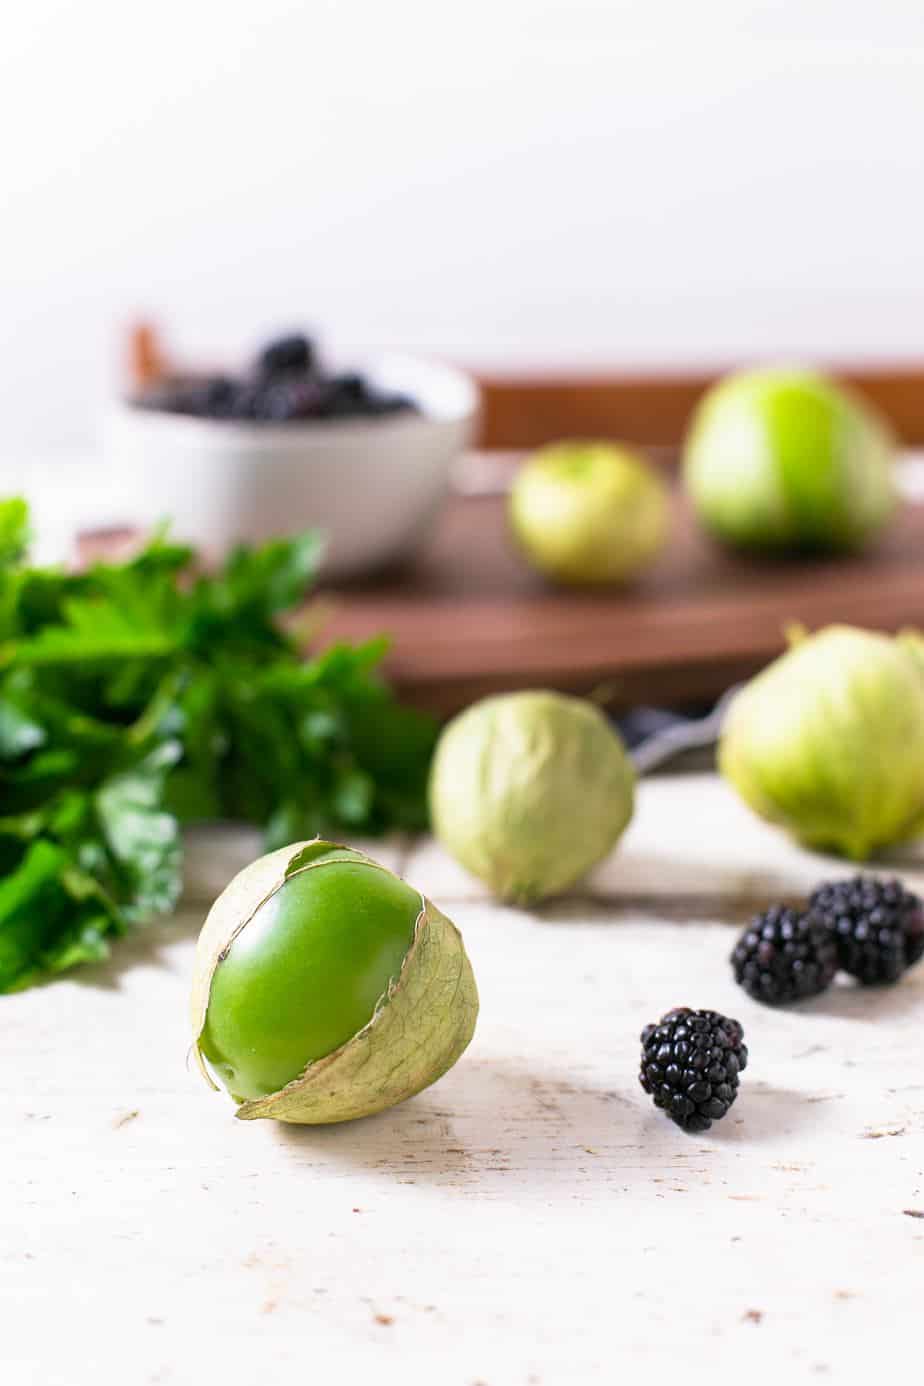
[5,773,923,1385]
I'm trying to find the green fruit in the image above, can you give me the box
[429,690,635,904]
[720,625,924,859]
[684,367,896,552]
[199,861,419,1100]
[191,841,479,1123]
[509,440,668,584]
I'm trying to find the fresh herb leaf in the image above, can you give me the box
[0,502,436,992]
[0,694,44,758]
[94,740,184,922]
[0,499,29,566]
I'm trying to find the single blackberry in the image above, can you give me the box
[135,376,209,416]
[639,1008,747,1132]
[731,904,838,1005]
[257,333,315,377]
[318,374,416,419]
[365,390,416,417]
[318,372,370,417]
[192,375,238,418]
[136,374,238,418]
[809,876,924,985]
[258,377,325,421]
[229,382,265,420]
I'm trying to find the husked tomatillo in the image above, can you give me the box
[191,841,478,1123]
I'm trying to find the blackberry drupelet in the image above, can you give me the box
[731,905,838,1005]
[639,1008,748,1132]
[809,876,924,985]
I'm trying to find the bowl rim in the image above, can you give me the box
[108,351,479,447]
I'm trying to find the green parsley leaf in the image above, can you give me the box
[0,501,436,991]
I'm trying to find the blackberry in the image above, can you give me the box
[135,376,207,416]
[189,375,238,418]
[229,382,266,420]
[257,333,315,377]
[258,377,325,422]
[809,876,924,985]
[639,1008,747,1132]
[731,905,838,1005]
[318,374,415,419]
[133,332,418,423]
[135,374,237,419]
[366,390,416,417]
[318,372,372,417]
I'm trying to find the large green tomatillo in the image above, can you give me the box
[191,841,478,1123]
[719,625,924,860]
[684,368,896,552]
[509,440,669,584]
[429,690,635,904]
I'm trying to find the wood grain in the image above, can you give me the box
[319,476,924,714]
[476,364,924,447]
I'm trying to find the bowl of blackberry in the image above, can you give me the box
[104,326,478,577]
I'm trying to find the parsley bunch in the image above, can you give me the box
[0,499,436,991]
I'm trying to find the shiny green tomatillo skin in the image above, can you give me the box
[199,860,420,1101]
[684,368,896,553]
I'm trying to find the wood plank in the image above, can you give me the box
[320,476,924,714]
[476,364,924,448]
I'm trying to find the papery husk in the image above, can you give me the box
[719,626,924,860]
[429,691,635,904]
[190,840,479,1124]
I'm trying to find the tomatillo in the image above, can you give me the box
[509,440,669,585]
[683,367,896,552]
[720,625,924,860]
[429,690,635,904]
[191,841,479,1123]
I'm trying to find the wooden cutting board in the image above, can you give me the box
[320,464,924,714]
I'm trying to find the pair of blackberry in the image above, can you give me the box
[639,876,923,1134]
[731,876,924,1006]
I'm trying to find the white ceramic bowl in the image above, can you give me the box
[102,354,478,577]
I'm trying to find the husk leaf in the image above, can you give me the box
[190,839,479,1123]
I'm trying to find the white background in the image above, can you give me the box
[3,1,924,449]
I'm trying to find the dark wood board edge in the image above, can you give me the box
[474,363,924,449]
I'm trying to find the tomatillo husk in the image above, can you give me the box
[429,690,635,904]
[191,840,479,1123]
[719,625,924,860]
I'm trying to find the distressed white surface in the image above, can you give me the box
[4,774,923,1386]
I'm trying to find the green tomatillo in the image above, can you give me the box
[509,440,669,584]
[683,367,896,552]
[720,625,924,860]
[191,841,479,1123]
[429,690,635,904]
